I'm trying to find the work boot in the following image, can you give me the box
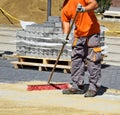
[84,90,97,97]
[78,85,84,90]
[62,86,84,94]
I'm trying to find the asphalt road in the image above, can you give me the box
[0,58,120,90]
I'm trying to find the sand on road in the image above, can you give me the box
[0,82,120,115]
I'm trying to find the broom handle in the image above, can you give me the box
[48,11,78,84]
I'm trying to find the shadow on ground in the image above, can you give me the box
[84,84,108,96]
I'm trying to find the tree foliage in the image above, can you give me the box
[96,0,112,13]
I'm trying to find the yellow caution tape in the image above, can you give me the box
[0,7,20,22]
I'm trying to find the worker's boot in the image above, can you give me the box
[62,85,84,94]
[84,90,97,97]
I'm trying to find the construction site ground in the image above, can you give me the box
[0,58,120,115]
[0,82,120,115]
[0,25,120,114]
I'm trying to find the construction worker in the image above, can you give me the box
[61,0,102,97]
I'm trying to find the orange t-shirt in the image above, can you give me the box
[61,0,100,37]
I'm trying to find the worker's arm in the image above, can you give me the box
[77,0,98,12]
[57,21,70,44]
[62,21,70,35]
[84,0,99,11]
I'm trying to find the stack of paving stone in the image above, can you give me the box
[16,16,105,60]
[16,16,73,60]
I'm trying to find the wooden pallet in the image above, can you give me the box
[11,56,71,73]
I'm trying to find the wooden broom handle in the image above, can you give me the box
[48,11,79,84]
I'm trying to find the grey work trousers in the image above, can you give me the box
[71,34,102,92]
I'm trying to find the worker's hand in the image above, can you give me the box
[77,3,85,12]
[60,34,69,44]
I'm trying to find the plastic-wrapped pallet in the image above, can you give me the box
[16,16,73,59]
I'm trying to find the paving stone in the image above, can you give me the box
[48,16,61,22]
[0,59,120,91]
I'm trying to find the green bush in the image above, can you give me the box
[96,0,112,13]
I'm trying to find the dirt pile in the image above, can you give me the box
[0,0,63,26]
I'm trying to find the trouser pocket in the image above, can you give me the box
[87,47,102,62]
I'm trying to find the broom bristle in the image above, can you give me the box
[27,83,70,91]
